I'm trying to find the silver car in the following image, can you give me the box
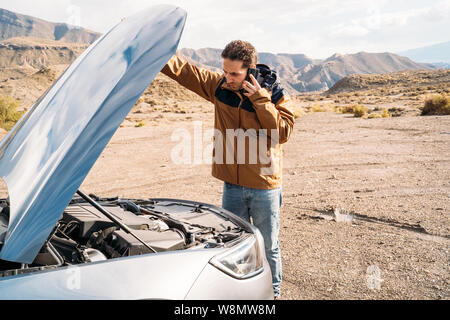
[0,5,273,299]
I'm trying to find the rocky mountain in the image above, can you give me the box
[178,48,324,92]
[179,48,435,93]
[179,47,322,72]
[0,36,89,108]
[0,8,438,94]
[325,69,450,94]
[178,48,223,70]
[0,8,100,43]
[399,41,450,64]
[0,37,89,71]
[296,52,435,92]
[179,48,320,92]
[0,36,437,95]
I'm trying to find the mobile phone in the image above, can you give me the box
[246,68,259,83]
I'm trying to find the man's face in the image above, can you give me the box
[222,58,247,90]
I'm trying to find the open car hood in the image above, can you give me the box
[0,5,186,263]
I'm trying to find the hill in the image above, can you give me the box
[180,48,435,93]
[399,41,450,64]
[326,69,450,94]
[0,8,100,43]
[0,37,89,71]
[0,63,206,112]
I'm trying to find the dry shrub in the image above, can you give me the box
[381,109,391,118]
[367,113,381,119]
[0,95,24,130]
[326,104,337,112]
[352,105,368,117]
[311,103,325,112]
[336,104,367,117]
[421,94,450,115]
[292,105,305,118]
[336,105,355,114]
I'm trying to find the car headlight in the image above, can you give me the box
[209,233,264,279]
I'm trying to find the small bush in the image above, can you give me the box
[135,121,146,127]
[381,109,391,118]
[421,94,450,115]
[353,105,368,117]
[327,104,337,112]
[0,95,23,130]
[367,113,381,119]
[311,103,325,112]
[337,105,355,114]
[292,105,305,118]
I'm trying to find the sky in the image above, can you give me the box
[0,0,449,59]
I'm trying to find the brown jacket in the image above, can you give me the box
[161,55,295,189]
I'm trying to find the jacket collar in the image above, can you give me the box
[220,78,249,99]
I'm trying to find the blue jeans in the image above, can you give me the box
[222,182,282,297]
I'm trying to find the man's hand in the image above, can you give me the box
[242,74,261,97]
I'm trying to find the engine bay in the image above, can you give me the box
[0,195,247,278]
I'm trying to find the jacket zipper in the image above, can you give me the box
[236,92,244,186]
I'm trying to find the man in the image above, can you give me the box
[161,40,295,298]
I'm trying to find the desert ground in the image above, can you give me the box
[33,107,447,300]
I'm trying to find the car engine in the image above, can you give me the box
[0,196,246,277]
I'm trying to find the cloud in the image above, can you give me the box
[329,23,370,37]
[0,0,73,24]
[0,0,449,58]
[327,0,450,39]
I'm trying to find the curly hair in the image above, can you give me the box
[221,40,258,68]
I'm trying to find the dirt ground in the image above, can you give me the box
[76,110,449,300]
[1,110,449,299]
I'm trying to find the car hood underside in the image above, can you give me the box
[0,5,186,264]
